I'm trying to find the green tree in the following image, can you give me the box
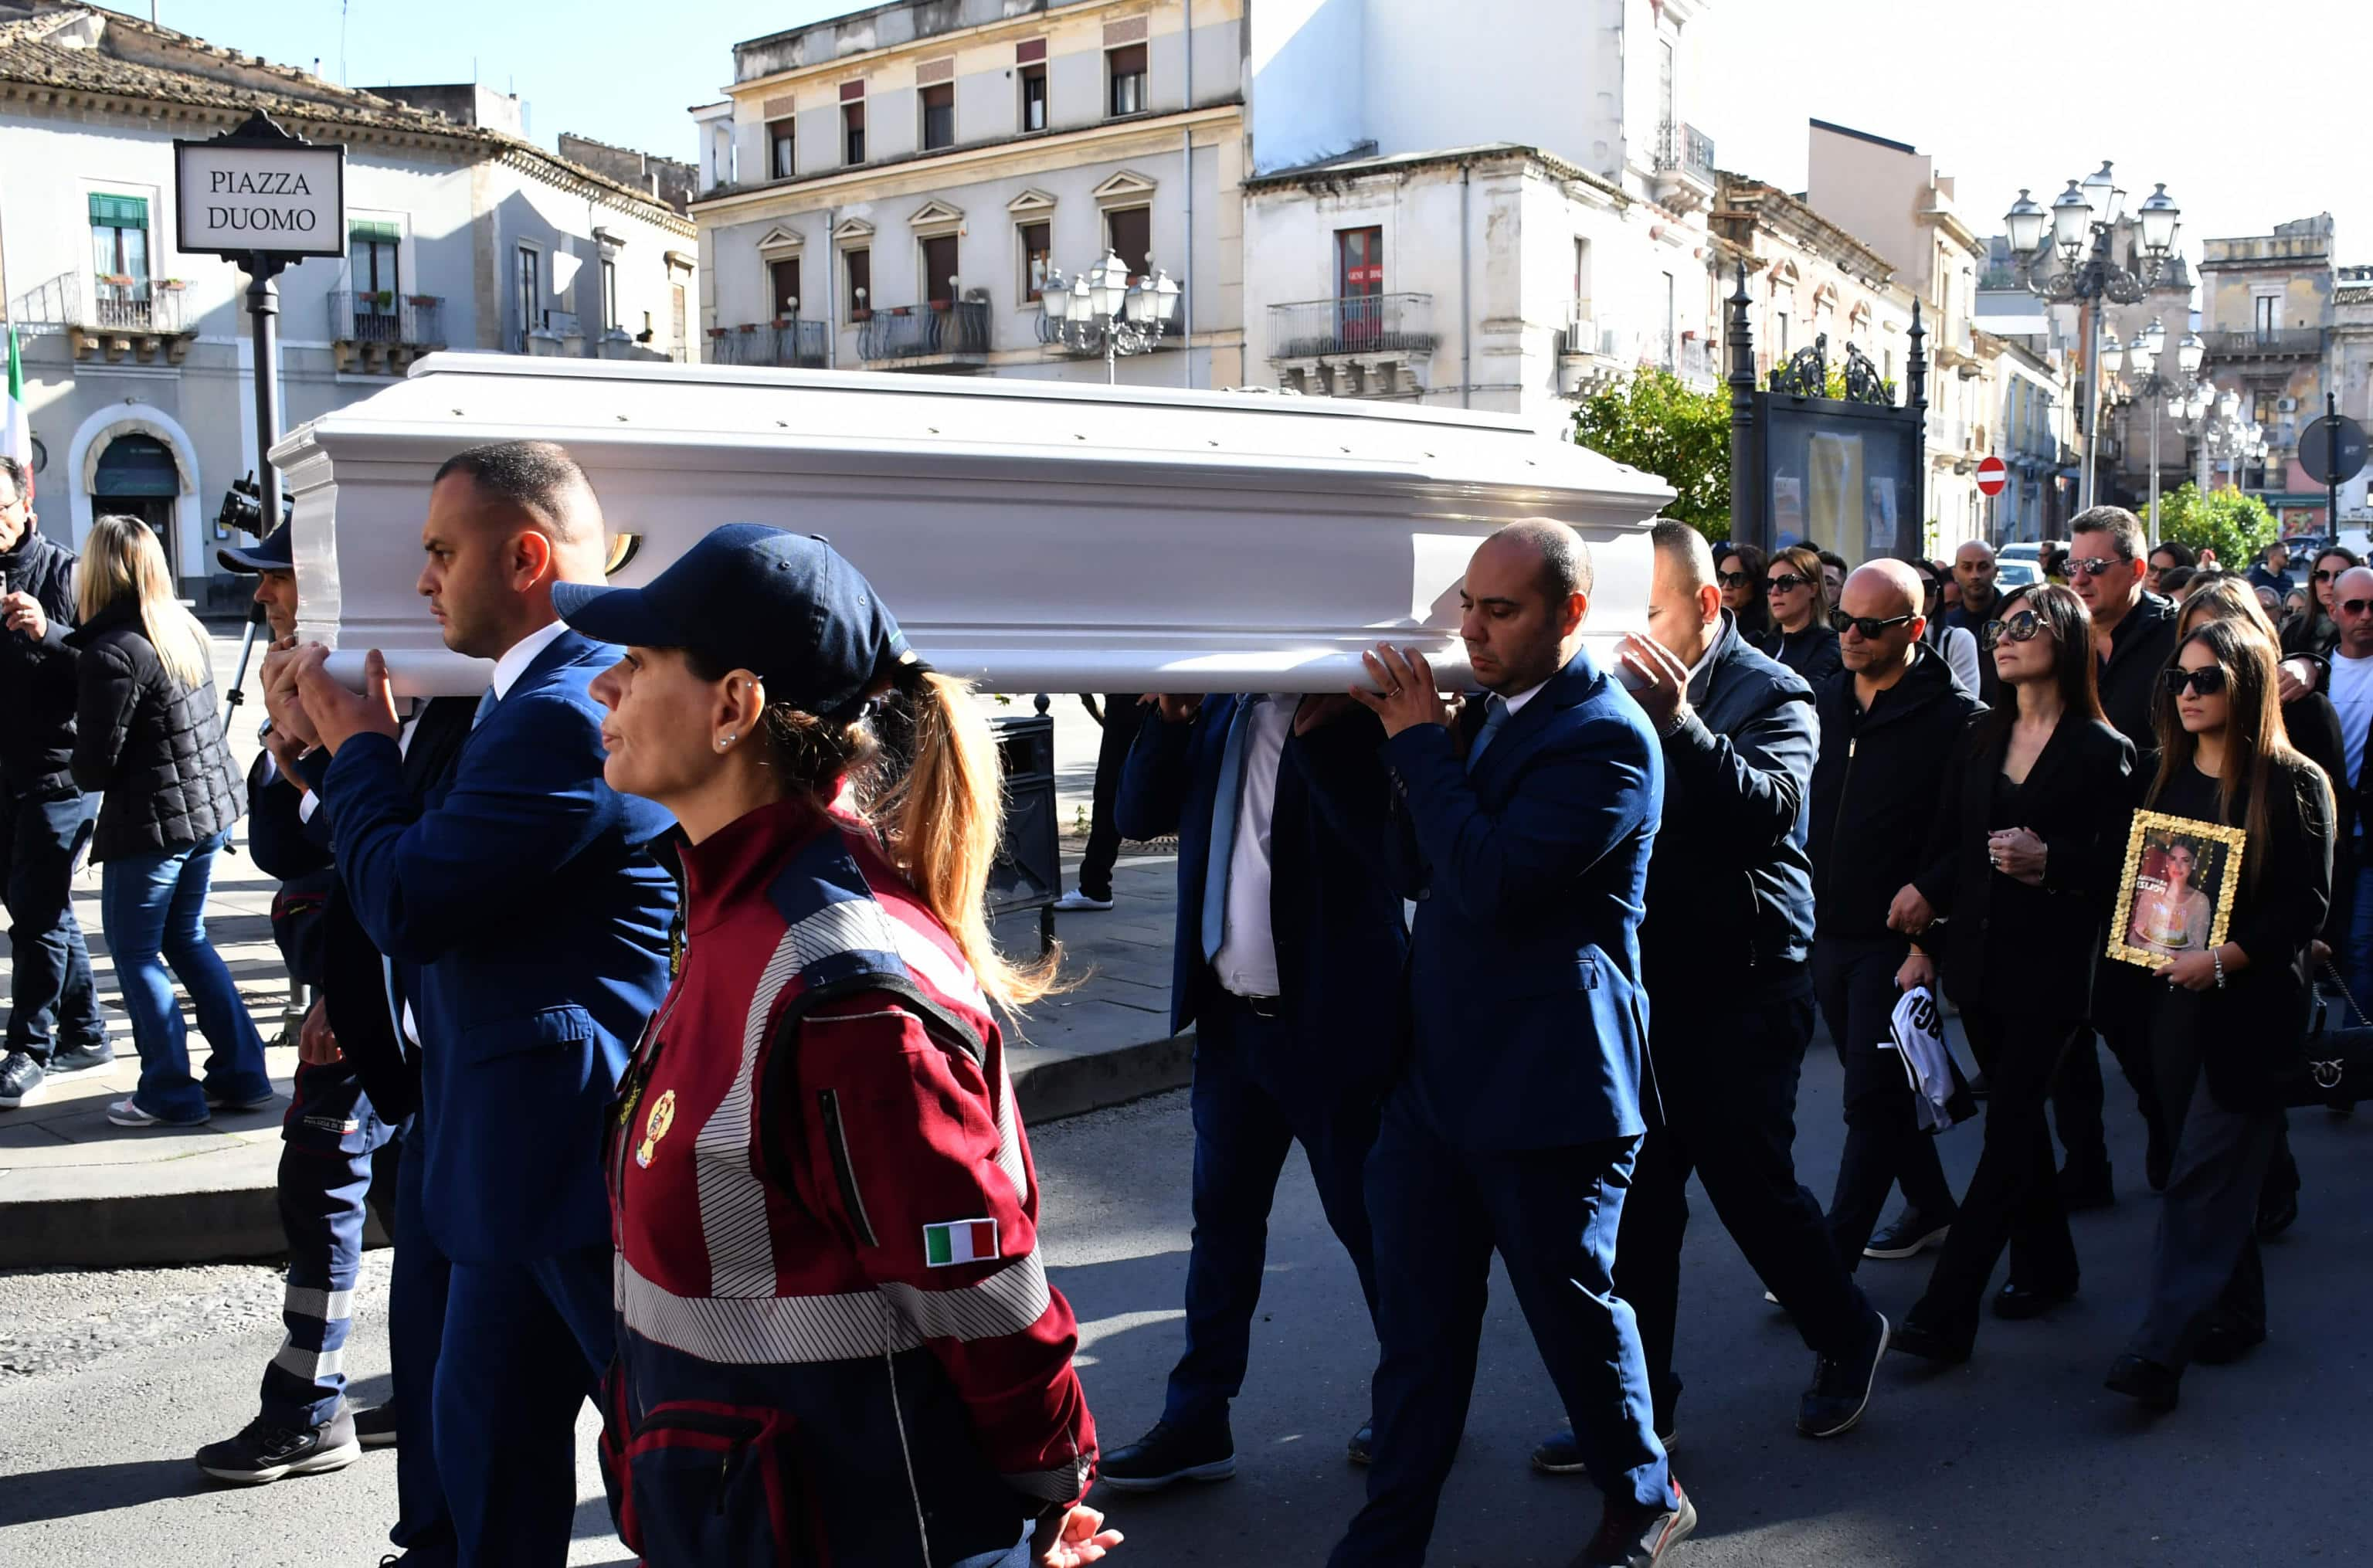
[2155,482,2277,569]
[1570,368,1732,541]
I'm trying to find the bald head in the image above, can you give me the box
[1460,519,1593,695]
[2335,566,2373,660]
[1843,559,1922,619]
[1647,520,1721,665]
[1478,518,1594,605]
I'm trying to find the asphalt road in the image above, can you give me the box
[5,1047,2372,1567]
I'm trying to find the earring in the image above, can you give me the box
[718,734,735,751]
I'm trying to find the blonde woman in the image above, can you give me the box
[66,515,265,1127]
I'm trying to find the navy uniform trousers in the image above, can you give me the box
[1331,1089,1668,1567]
[260,1056,397,1431]
[1162,986,1380,1431]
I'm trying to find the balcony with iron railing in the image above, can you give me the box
[718,319,830,368]
[328,291,445,372]
[857,300,991,366]
[1268,294,1439,361]
[7,271,195,362]
[2201,327,2325,359]
[1651,120,1716,212]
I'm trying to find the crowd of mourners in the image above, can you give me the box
[0,435,2354,1567]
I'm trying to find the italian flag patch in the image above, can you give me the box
[923,1218,998,1268]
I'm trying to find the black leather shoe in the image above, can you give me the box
[1862,1210,1952,1260]
[2104,1354,2180,1410]
[2057,1162,2115,1212]
[1992,1281,2076,1321]
[1096,1419,1234,1492]
[1797,1311,1887,1437]
[1346,1422,1373,1466]
[1888,1315,1973,1365]
[2194,1318,2266,1366]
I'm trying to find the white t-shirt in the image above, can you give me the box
[2331,650,2373,792]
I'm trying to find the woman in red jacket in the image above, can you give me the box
[560,524,1119,1568]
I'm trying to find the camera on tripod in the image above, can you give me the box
[216,471,290,538]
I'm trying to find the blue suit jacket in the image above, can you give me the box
[1114,697,1406,1086]
[1383,647,1663,1151]
[315,629,677,1263]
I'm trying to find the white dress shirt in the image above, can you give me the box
[1498,677,1551,717]
[490,616,572,703]
[1211,694,1295,999]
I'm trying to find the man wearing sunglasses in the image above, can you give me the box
[1808,561,1983,1274]
[2324,565,2373,1009]
[2059,505,2179,1203]
[2248,539,2298,605]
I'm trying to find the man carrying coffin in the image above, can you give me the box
[1094,682,1404,1488]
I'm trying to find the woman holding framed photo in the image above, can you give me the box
[1889,585,2134,1365]
[2104,618,2334,1413]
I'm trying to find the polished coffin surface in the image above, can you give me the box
[271,354,1676,696]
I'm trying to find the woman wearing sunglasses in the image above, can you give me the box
[1716,542,1772,640]
[2104,619,2334,1413]
[1889,586,2134,1366]
[1757,545,1842,682]
[2281,545,2361,658]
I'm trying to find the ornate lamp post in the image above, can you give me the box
[1038,249,1181,384]
[2001,164,2185,511]
[2183,387,2267,496]
[2111,317,2208,539]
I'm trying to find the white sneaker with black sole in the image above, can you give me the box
[1052,890,1115,912]
[1862,1210,1951,1260]
[195,1410,362,1485]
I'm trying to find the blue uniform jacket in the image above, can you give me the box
[1113,697,1407,1088]
[314,629,677,1264]
[1382,647,1663,1151]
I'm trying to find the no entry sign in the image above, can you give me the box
[1975,454,2008,497]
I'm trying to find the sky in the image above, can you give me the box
[100,0,2371,272]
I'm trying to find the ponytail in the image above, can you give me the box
[876,660,1061,1011]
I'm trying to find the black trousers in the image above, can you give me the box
[1619,967,1874,1427]
[1909,1006,2085,1337]
[1814,934,1957,1266]
[2055,963,2164,1178]
[1074,694,1144,901]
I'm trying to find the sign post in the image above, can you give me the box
[2299,394,2368,535]
[175,111,345,541]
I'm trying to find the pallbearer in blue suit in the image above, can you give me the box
[281,442,677,1568]
[1328,521,1694,1568]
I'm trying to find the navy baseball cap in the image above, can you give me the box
[554,523,909,721]
[216,524,294,575]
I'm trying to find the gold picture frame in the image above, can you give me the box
[2107,810,2248,969]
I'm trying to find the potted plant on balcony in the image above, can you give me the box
[371,289,395,309]
[406,294,437,307]
[154,278,186,291]
[737,323,758,334]
[772,316,793,329]
[98,273,134,288]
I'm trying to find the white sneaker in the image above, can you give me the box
[107,1096,208,1128]
[1053,891,1115,911]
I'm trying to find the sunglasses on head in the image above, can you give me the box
[1767,572,1812,593]
[1981,610,2049,650]
[2066,555,2127,579]
[2163,664,2229,697]
[1716,570,1753,589]
[1829,609,1916,639]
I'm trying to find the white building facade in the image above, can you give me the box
[691,0,1244,388]
[0,5,693,605]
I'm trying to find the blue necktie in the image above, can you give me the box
[1467,696,1509,772]
[1200,700,1258,963]
[472,687,499,729]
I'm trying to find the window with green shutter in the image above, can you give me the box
[88,194,149,290]
[349,219,401,244]
[89,194,149,228]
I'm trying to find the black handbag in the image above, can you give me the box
[2284,965,2373,1110]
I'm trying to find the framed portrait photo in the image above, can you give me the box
[2107,811,2247,969]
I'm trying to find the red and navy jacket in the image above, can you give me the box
[603,796,1096,1566]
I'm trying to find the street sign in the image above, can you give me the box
[2300,414,2368,487]
[1974,454,2008,496]
[175,113,345,260]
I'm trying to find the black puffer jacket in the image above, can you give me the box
[65,602,243,861]
[0,529,87,797]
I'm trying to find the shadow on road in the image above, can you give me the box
[0,1454,212,1528]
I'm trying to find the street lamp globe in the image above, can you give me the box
[1123,273,1155,326]
[1153,270,1181,325]
[2137,184,2181,257]
[2138,317,2167,361]
[2101,334,2125,378]
[2083,161,2123,226]
[1069,272,1093,321]
[1088,251,1129,321]
[1042,270,1071,322]
[2050,180,2094,254]
[2004,188,2048,256]
[2178,331,2205,378]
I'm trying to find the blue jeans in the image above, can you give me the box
[99,830,270,1122]
[2345,859,2373,1017]
[0,789,104,1061]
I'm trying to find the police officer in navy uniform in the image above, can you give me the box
[198,522,396,1485]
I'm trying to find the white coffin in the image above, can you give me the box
[271,354,1675,696]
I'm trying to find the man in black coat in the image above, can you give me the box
[1533,523,1889,1463]
[1809,561,1984,1271]
[2059,505,2180,1201]
[0,457,110,1108]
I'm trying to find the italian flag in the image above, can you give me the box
[922,1217,999,1268]
[2,324,28,496]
